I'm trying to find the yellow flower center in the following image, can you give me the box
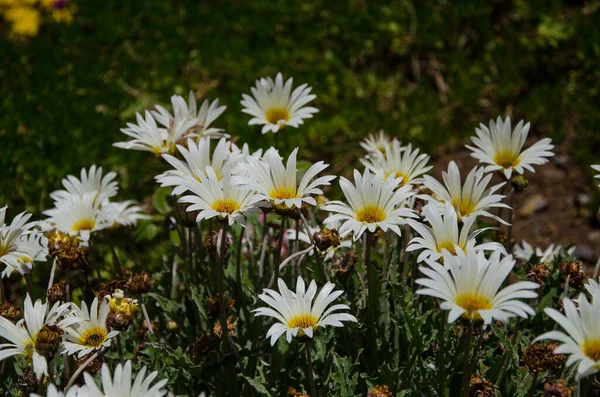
[385,171,409,185]
[455,293,492,320]
[582,339,600,362]
[19,256,32,263]
[437,241,458,255]
[72,219,95,231]
[265,107,290,125]
[493,150,520,169]
[78,327,108,348]
[452,198,476,217]
[287,313,318,330]
[212,199,241,214]
[355,205,386,224]
[270,187,298,200]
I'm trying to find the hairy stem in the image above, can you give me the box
[305,341,318,397]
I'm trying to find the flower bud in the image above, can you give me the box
[127,272,154,295]
[511,175,529,192]
[313,228,340,251]
[47,280,67,303]
[0,302,22,322]
[35,325,63,358]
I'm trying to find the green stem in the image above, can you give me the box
[437,317,446,395]
[305,341,318,397]
[527,372,538,397]
[298,212,325,281]
[462,326,473,397]
[0,278,5,303]
[506,189,515,252]
[273,216,287,283]
[116,334,124,364]
[236,227,246,305]
[364,232,379,365]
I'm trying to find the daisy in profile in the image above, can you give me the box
[114,111,175,156]
[535,294,600,378]
[513,240,575,264]
[234,147,335,211]
[80,360,168,397]
[62,296,119,358]
[466,116,554,179]
[323,169,416,241]
[44,193,113,242]
[0,294,76,379]
[593,165,600,186]
[0,206,36,277]
[182,91,228,139]
[360,130,393,156]
[32,384,79,397]
[241,73,318,134]
[178,166,262,226]
[361,141,432,186]
[156,137,236,195]
[3,232,48,278]
[253,277,357,345]
[422,161,509,223]
[406,203,505,263]
[416,250,539,324]
[49,165,118,203]
[104,201,150,227]
[151,94,200,143]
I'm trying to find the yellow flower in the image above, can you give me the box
[5,6,41,37]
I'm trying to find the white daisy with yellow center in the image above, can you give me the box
[62,297,119,358]
[323,169,417,241]
[406,203,505,263]
[49,165,118,204]
[178,166,262,226]
[241,73,318,134]
[0,206,37,278]
[234,147,335,210]
[536,292,600,379]
[180,90,228,139]
[422,161,509,224]
[156,137,238,196]
[360,130,393,156]
[253,277,357,345]
[151,94,201,143]
[466,116,554,179]
[103,200,150,228]
[44,192,112,242]
[80,360,168,397]
[114,110,177,156]
[0,294,77,379]
[361,141,432,186]
[416,250,538,324]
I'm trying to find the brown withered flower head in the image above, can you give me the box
[189,333,220,361]
[313,228,340,251]
[527,263,550,287]
[47,280,67,303]
[559,260,586,290]
[15,370,39,394]
[543,380,573,397]
[205,294,235,318]
[75,352,103,377]
[0,302,22,322]
[46,229,73,257]
[332,250,357,276]
[204,230,232,261]
[35,325,63,358]
[47,230,88,271]
[95,279,128,299]
[522,341,565,373]
[127,272,154,295]
[287,386,310,397]
[213,316,237,338]
[367,385,393,397]
[469,374,495,397]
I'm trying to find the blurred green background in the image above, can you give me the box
[2,0,599,213]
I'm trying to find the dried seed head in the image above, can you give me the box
[35,324,63,357]
[46,229,77,257]
[75,353,103,376]
[55,243,88,271]
[95,279,128,299]
[313,228,341,251]
[213,316,237,338]
[127,272,154,295]
[0,302,22,322]
[469,374,495,397]
[189,333,220,361]
[543,380,573,397]
[332,250,357,276]
[559,260,586,289]
[367,385,393,397]
[522,341,565,373]
[204,231,232,261]
[205,294,235,318]
[511,175,529,192]
[47,280,67,304]
[15,370,38,394]
[527,263,550,287]
[287,386,310,397]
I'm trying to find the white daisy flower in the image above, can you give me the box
[234,147,335,210]
[178,166,262,226]
[0,295,77,379]
[80,360,168,397]
[513,240,575,264]
[44,193,113,242]
[416,250,539,324]
[253,277,357,345]
[32,383,79,397]
[182,91,228,139]
[466,116,555,179]
[151,94,200,143]
[406,202,505,263]
[114,111,175,156]
[3,232,48,278]
[361,141,432,186]
[103,201,150,227]
[422,161,509,224]
[322,169,417,241]
[156,137,237,196]
[360,130,393,156]
[61,297,118,358]
[536,293,600,379]
[0,206,36,277]
[49,165,118,203]
[593,165,600,187]
[241,73,318,134]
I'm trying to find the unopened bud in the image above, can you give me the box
[511,175,529,192]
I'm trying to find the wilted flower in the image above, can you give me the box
[205,294,234,318]
[0,302,22,322]
[558,260,586,289]
[189,333,220,361]
[287,386,310,397]
[522,341,565,373]
[469,374,495,397]
[213,316,237,338]
[527,263,550,288]
[14,370,39,395]
[367,385,393,397]
[127,272,154,295]
[543,380,573,396]
[331,250,358,276]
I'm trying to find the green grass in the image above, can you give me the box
[2,0,600,212]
